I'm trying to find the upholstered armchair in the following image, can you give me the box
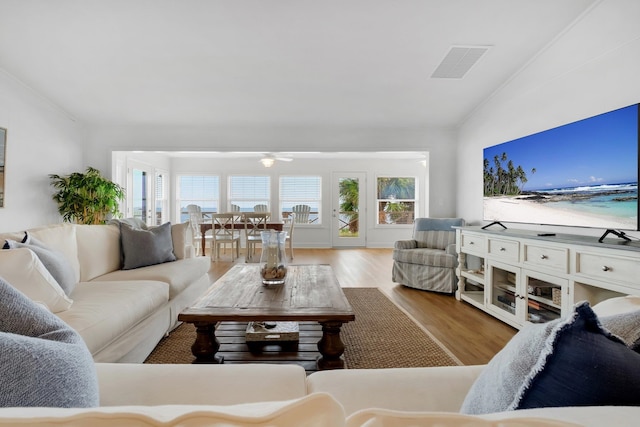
[392,217,465,294]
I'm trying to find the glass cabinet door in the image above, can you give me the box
[486,260,520,324]
[523,270,566,324]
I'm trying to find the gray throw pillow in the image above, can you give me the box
[120,221,176,270]
[599,309,640,352]
[0,276,99,408]
[107,217,148,230]
[3,233,76,296]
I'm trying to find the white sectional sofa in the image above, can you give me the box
[0,363,637,426]
[1,223,639,425]
[0,222,211,363]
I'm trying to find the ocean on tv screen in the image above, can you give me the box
[483,103,639,230]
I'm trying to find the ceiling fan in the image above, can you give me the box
[259,153,293,167]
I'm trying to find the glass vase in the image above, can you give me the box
[259,231,288,285]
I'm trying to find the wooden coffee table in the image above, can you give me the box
[178,264,356,370]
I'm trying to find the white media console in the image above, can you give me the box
[455,226,640,329]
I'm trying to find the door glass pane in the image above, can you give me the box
[338,177,359,238]
[155,172,166,225]
[526,277,562,324]
[490,265,517,317]
[132,169,147,222]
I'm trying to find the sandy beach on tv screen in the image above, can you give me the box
[483,197,636,229]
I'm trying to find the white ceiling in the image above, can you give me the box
[0,0,596,129]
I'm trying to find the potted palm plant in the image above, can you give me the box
[49,167,125,225]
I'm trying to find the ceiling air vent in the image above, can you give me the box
[431,45,491,79]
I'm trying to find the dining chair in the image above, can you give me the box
[285,212,295,260]
[188,211,212,257]
[210,213,241,261]
[243,212,269,262]
[253,204,269,214]
[292,204,311,224]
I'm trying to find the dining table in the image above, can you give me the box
[199,217,284,256]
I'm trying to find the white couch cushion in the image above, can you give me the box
[0,248,73,312]
[75,224,122,282]
[92,257,210,299]
[0,393,345,427]
[171,221,190,260]
[97,363,308,406]
[57,281,169,355]
[592,295,640,317]
[307,365,485,416]
[5,234,78,296]
[482,406,640,427]
[27,223,80,284]
[346,409,581,427]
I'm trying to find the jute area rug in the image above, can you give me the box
[145,287,462,369]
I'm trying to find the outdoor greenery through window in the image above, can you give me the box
[338,178,359,237]
[177,175,219,222]
[229,175,270,212]
[377,177,416,225]
[279,176,321,224]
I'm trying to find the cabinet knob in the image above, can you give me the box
[540,255,548,260]
[499,247,506,251]
[469,241,474,245]
[602,266,611,272]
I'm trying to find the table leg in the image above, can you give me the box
[201,234,206,256]
[191,322,224,364]
[317,321,346,370]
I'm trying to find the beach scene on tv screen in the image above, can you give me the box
[483,104,639,230]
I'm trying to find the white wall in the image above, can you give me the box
[457,0,640,238]
[0,71,85,232]
[88,125,459,246]
[169,155,429,248]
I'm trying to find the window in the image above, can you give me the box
[177,175,219,222]
[228,175,270,212]
[377,177,416,225]
[155,171,169,225]
[280,176,322,224]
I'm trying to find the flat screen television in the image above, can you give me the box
[483,103,640,241]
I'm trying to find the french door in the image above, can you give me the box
[332,172,366,247]
[127,161,153,226]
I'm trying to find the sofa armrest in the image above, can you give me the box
[306,365,486,416]
[96,363,308,406]
[394,240,417,250]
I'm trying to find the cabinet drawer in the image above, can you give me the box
[461,233,486,254]
[488,238,519,262]
[523,244,568,274]
[576,252,640,285]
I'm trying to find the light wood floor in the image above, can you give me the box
[207,248,517,366]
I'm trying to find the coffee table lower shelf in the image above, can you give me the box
[202,321,330,373]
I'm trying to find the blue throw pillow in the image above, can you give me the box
[120,221,176,270]
[3,233,76,296]
[0,276,99,408]
[460,302,640,414]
